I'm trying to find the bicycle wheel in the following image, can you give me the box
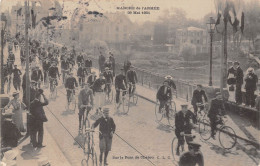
[171,137,181,162]
[155,103,163,122]
[132,93,139,105]
[167,105,176,128]
[219,126,237,150]
[171,100,176,113]
[122,95,130,114]
[68,94,76,111]
[199,119,211,141]
[81,159,87,166]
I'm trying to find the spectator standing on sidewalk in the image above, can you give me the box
[30,89,49,148]
[92,108,116,166]
[109,52,115,77]
[234,61,243,105]
[244,67,258,107]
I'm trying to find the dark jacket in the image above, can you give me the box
[78,89,94,109]
[85,59,92,68]
[42,60,50,71]
[207,98,225,119]
[31,69,43,82]
[236,67,244,85]
[61,60,70,70]
[13,68,22,80]
[115,74,127,90]
[77,67,86,77]
[191,90,208,105]
[48,66,60,78]
[93,116,116,139]
[156,85,172,101]
[126,70,138,83]
[245,73,258,91]
[87,75,97,86]
[30,98,48,123]
[175,110,196,134]
[92,78,106,93]
[104,61,112,70]
[98,55,105,67]
[65,77,78,89]
[76,55,84,64]
[103,71,113,83]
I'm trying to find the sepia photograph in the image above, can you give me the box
[0,0,260,165]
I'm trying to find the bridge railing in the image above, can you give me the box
[89,57,197,101]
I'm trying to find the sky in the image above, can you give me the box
[0,0,256,23]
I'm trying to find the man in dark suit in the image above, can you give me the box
[156,81,172,115]
[109,52,115,76]
[234,61,243,104]
[30,89,49,148]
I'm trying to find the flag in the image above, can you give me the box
[17,8,22,17]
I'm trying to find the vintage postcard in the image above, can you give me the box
[0,0,259,166]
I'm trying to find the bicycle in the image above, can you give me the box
[171,133,196,162]
[199,116,237,149]
[104,83,113,104]
[115,89,130,114]
[66,88,77,111]
[49,77,58,99]
[155,99,176,127]
[79,105,92,134]
[81,128,101,166]
[128,82,138,106]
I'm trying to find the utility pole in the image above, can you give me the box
[223,17,228,89]
[1,13,7,94]
[25,0,30,107]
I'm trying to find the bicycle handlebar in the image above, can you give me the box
[85,128,102,134]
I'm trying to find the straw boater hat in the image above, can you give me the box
[105,67,109,70]
[165,75,173,79]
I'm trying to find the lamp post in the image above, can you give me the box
[1,13,7,94]
[206,17,216,86]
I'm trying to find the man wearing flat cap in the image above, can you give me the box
[92,108,116,166]
[175,103,196,156]
[207,92,226,139]
[156,81,172,115]
[115,68,127,109]
[179,141,204,166]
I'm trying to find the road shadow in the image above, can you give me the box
[20,144,41,160]
[73,133,85,150]
[226,111,259,144]
[61,109,75,116]
[156,123,173,133]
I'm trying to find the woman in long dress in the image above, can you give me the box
[4,92,26,132]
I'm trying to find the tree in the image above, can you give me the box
[179,43,195,61]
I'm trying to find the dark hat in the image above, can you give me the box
[181,103,188,107]
[31,80,37,84]
[120,68,124,70]
[188,141,201,149]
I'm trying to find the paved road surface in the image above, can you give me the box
[4,46,260,166]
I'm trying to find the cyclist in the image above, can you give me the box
[175,104,196,156]
[8,51,15,64]
[191,84,208,120]
[42,59,51,85]
[77,62,87,87]
[98,53,106,73]
[164,75,176,93]
[207,92,226,139]
[76,52,84,67]
[92,73,106,113]
[84,56,92,73]
[87,71,97,88]
[126,65,138,96]
[156,81,172,115]
[61,57,70,83]
[12,65,22,91]
[48,62,60,90]
[104,58,112,70]
[65,72,78,106]
[123,59,131,75]
[78,83,94,131]
[103,67,113,97]
[31,66,43,88]
[108,52,115,76]
[115,68,127,109]
[179,141,204,166]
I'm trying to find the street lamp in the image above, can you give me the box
[1,13,7,94]
[206,17,215,86]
